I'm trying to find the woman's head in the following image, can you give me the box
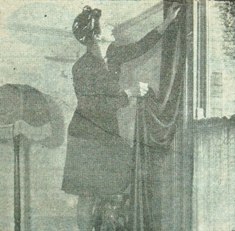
[72,6,115,46]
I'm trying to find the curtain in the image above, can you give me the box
[124,1,187,230]
[193,116,235,231]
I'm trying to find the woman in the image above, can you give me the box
[62,5,180,231]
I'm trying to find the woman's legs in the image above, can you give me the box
[76,193,130,231]
[77,193,96,231]
[98,194,129,231]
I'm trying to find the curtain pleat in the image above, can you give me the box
[116,2,187,230]
[129,6,186,226]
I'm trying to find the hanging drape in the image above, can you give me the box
[120,1,187,230]
[193,116,235,231]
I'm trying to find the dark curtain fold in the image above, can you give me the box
[128,1,187,230]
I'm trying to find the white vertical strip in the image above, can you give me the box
[206,0,211,117]
[193,0,198,119]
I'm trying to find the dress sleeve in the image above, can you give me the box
[100,76,129,108]
[107,28,162,64]
[110,89,129,109]
[72,57,129,109]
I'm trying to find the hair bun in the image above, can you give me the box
[72,6,102,45]
[92,8,102,20]
[83,5,92,14]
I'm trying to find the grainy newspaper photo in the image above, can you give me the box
[0,0,235,230]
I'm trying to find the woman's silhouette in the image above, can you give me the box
[62,5,180,230]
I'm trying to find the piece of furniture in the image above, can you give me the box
[0,125,21,231]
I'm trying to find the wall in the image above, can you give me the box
[0,1,163,230]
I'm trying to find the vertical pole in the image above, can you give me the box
[14,85,24,231]
[23,138,31,231]
[13,134,21,231]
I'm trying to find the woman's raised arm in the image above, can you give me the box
[108,4,181,64]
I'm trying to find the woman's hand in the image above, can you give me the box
[125,82,149,98]
[166,3,181,24]
[158,3,181,33]
[139,82,149,97]
[14,120,52,141]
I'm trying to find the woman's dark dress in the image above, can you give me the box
[62,28,162,196]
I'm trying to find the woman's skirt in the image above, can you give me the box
[62,135,132,196]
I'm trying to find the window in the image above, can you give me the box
[194,0,235,118]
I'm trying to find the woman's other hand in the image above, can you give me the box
[125,82,149,98]
[139,82,149,96]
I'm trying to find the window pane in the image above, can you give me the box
[208,1,235,117]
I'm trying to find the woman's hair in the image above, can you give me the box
[72,6,102,46]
